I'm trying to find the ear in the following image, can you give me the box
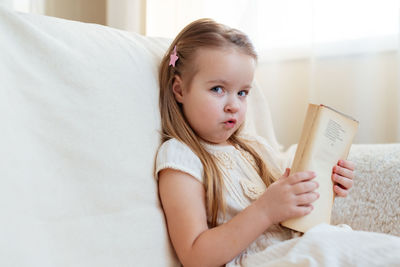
[172,75,184,103]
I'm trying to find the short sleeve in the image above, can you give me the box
[155,138,204,183]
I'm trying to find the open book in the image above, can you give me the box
[281,104,359,232]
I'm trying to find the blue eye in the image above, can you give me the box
[211,86,223,94]
[238,90,249,97]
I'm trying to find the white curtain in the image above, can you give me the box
[145,0,400,149]
[5,0,44,13]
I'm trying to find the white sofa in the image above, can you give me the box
[1,6,399,266]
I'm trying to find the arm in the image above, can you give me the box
[158,168,318,267]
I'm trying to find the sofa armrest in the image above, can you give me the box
[331,143,400,236]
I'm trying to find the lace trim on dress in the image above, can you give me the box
[213,151,235,170]
[239,178,265,200]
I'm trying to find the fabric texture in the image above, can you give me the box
[236,223,400,267]
[0,6,177,267]
[155,138,204,182]
[331,143,400,236]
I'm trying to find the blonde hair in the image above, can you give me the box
[159,18,277,227]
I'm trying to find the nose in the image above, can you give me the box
[224,96,240,113]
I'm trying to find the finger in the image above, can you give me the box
[332,173,353,190]
[334,184,349,197]
[338,159,355,171]
[333,165,354,180]
[282,168,291,178]
[293,180,319,195]
[288,171,316,185]
[296,192,319,205]
[293,205,314,217]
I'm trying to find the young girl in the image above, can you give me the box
[156,19,400,267]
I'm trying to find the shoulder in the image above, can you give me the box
[155,138,204,182]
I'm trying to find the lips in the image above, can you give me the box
[224,118,237,128]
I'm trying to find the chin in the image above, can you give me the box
[211,139,228,145]
[215,136,233,145]
[200,136,229,145]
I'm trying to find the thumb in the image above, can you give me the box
[282,168,291,178]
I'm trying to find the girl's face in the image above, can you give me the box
[173,47,255,145]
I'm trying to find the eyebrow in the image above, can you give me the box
[206,79,228,85]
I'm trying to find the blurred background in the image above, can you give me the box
[2,0,400,149]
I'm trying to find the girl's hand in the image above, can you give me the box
[256,168,319,225]
[332,159,355,197]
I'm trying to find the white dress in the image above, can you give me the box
[155,136,400,267]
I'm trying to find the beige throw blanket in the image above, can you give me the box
[229,224,400,267]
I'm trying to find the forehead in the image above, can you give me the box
[189,47,256,85]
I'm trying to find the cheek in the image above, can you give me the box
[196,101,220,121]
[195,95,220,111]
[240,102,247,119]
[183,97,211,122]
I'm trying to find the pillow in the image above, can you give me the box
[0,6,178,266]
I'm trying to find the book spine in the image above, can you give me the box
[291,104,319,173]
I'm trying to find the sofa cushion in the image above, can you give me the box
[332,143,400,236]
[0,6,179,266]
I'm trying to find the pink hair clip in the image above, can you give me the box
[169,45,179,67]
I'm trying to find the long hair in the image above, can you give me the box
[159,18,278,227]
